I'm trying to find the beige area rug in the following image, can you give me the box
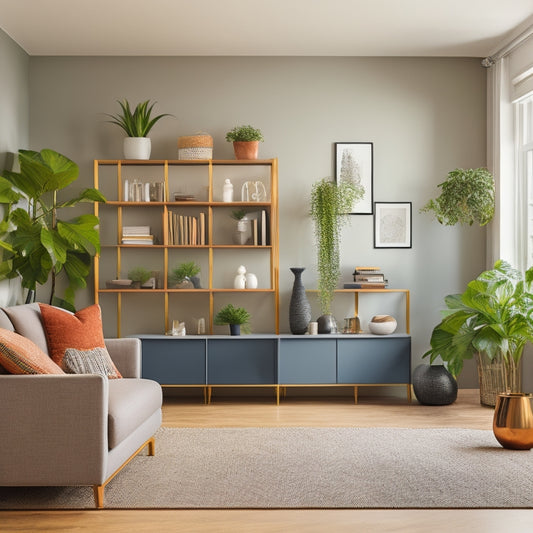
[1,427,533,509]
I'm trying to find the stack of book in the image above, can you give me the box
[122,226,154,245]
[167,211,206,245]
[344,266,388,289]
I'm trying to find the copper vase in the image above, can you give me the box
[493,393,533,450]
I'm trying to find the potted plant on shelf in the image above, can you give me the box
[127,267,152,289]
[106,99,172,160]
[0,149,105,311]
[214,303,251,335]
[225,125,264,160]
[170,261,201,289]
[420,167,495,226]
[423,260,533,408]
[310,177,362,332]
[230,208,250,245]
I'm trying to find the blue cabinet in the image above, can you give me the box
[279,338,337,383]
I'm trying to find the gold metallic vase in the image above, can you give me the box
[493,393,533,450]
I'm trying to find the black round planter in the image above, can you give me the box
[412,364,458,405]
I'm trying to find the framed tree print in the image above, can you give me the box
[335,142,373,214]
[374,202,412,248]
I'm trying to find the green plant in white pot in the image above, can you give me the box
[225,125,264,160]
[420,167,495,226]
[310,177,363,332]
[106,99,172,160]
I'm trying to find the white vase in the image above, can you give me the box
[123,137,151,160]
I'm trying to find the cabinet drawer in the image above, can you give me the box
[141,339,206,384]
[337,337,411,383]
[207,339,277,384]
[279,338,337,384]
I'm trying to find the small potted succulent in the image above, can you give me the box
[214,303,251,335]
[170,261,201,289]
[127,267,152,289]
[106,99,172,160]
[225,125,264,160]
[231,209,249,245]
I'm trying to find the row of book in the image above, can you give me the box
[122,226,154,245]
[168,211,206,245]
[343,266,388,289]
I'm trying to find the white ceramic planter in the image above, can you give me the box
[123,137,151,160]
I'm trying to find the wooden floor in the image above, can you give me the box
[3,389,533,533]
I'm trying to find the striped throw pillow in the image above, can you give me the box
[63,347,122,379]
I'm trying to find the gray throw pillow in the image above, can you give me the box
[63,347,122,379]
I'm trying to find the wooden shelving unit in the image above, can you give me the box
[93,158,279,337]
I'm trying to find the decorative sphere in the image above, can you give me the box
[368,315,397,335]
[412,364,458,405]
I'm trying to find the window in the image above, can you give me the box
[517,94,533,268]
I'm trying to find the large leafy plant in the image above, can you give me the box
[310,178,363,315]
[0,149,106,310]
[421,168,495,226]
[423,260,533,392]
[106,99,171,137]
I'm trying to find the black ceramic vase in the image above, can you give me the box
[317,314,337,334]
[412,364,458,405]
[289,267,311,334]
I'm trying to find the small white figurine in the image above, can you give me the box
[234,265,247,289]
[245,272,258,289]
[223,179,234,202]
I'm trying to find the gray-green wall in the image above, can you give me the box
[25,55,486,388]
[0,29,29,306]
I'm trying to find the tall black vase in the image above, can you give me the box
[289,267,311,334]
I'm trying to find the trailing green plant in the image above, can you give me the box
[127,267,151,284]
[225,125,264,143]
[420,168,495,226]
[214,303,251,332]
[106,99,171,137]
[0,149,106,310]
[170,261,200,283]
[423,260,533,393]
[310,177,363,315]
[230,209,247,220]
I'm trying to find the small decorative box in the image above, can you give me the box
[177,133,213,160]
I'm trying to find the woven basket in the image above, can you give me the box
[476,351,505,407]
[178,134,213,160]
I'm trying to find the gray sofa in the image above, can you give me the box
[0,303,162,508]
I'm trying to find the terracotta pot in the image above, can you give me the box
[233,141,259,160]
[493,392,533,449]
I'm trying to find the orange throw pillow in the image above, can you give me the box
[0,328,64,374]
[39,304,122,378]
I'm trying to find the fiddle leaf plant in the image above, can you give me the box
[310,177,363,315]
[423,260,533,392]
[0,149,106,310]
[421,168,495,226]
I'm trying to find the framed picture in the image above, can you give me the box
[374,202,412,248]
[335,142,373,214]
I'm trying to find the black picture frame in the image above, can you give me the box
[335,142,373,214]
[374,202,412,248]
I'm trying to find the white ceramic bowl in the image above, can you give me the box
[368,315,397,335]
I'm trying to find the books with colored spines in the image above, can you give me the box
[347,266,388,288]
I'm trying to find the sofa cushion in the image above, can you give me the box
[2,303,49,354]
[107,379,162,449]
[63,347,122,379]
[0,328,64,374]
[39,303,122,378]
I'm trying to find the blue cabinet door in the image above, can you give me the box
[337,337,411,383]
[279,338,337,384]
[141,339,206,384]
[207,338,277,384]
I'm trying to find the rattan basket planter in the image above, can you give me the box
[476,351,506,407]
[178,134,213,160]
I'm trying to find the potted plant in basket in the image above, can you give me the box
[420,167,495,226]
[310,177,363,332]
[423,260,533,405]
[170,261,201,289]
[225,125,264,160]
[106,99,172,160]
[0,149,105,311]
[214,303,251,335]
